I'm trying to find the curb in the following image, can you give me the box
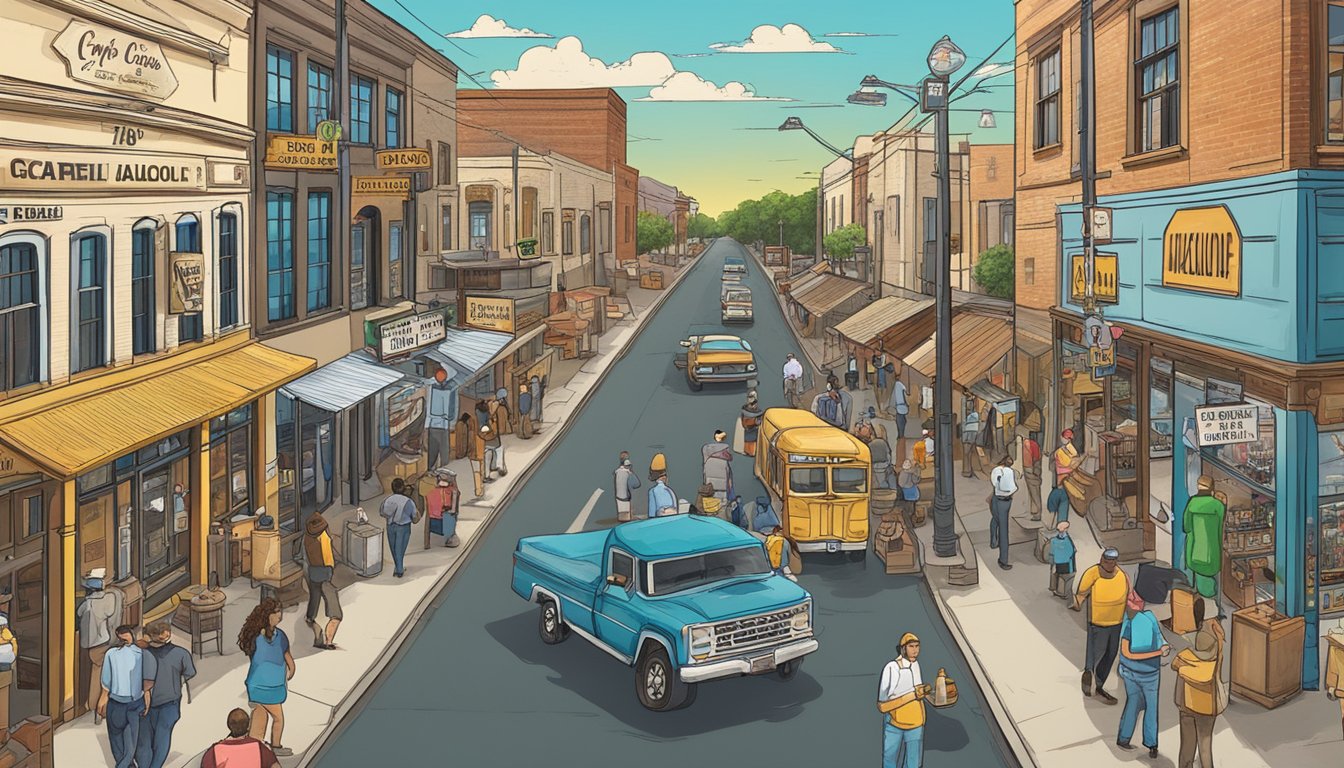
[299,250,705,768]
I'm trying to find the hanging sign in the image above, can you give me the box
[1088,207,1113,244]
[1162,205,1241,297]
[375,148,431,171]
[1195,404,1260,447]
[169,252,204,314]
[366,308,451,361]
[465,296,516,334]
[1069,252,1118,305]
[517,238,538,258]
[353,176,411,198]
[315,120,343,143]
[264,134,336,170]
[51,20,179,99]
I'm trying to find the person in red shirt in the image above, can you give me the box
[202,709,280,768]
[1022,432,1043,521]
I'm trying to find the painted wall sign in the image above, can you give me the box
[263,134,336,170]
[169,251,204,314]
[0,205,63,224]
[1069,252,1118,305]
[369,308,450,361]
[1195,404,1260,446]
[0,149,205,191]
[1162,205,1241,297]
[51,20,179,99]
[465,185,494,203]
[376,148,432,171]
[465,296,516,334]
[352,176,411,198]
[0,442,41,480]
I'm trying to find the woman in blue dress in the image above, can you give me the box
[238,598,296,756]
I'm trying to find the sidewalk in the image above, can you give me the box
[54,256,700,768]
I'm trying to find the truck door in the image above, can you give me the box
[594,549,641,659]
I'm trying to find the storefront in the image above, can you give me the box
[1054,170,1344,690]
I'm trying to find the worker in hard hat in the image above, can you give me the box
[877,632,931,768]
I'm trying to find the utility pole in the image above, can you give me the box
[930,80,958,559]
[1080,0,1097,318]
[335,0,350,304]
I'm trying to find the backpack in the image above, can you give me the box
[815,395,839,426]
[753,497,781,533]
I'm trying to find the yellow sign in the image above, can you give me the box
[1162,205,1241,297]
[465,296,516,334]
[1069,253,1118,304]
[376,148,432,171]
[353,176,411,198]
[264,134,336,170]
[1089,346,1115,368]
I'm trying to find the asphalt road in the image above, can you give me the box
[314,239,1018,767]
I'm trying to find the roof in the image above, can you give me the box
[435,327,515,373]
[1,342,314,478]
[906,312,1014,390]
[775,426,870,457]
[701,334,744,343]
[833,296,935,348]
[792,275,869,315]
[968,379,1018,406]
[280,351,407,413]
[610,515,762,560]
[761,407,831,430]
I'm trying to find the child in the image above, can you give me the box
[1049,521,1077,598]
[695,483,722,518]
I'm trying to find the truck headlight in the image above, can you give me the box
[746,363,757,371]
[696,366,714,375]
[690,626,714,660]
[790,603,811,632]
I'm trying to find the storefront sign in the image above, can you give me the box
[51,20,179,99]
[465,296,516,333]
[0,205,63,224]
[368,308,451,361]
[1195,404,1260,446]
[0,149,205,191]
[352,176,410,198]
[375,148,431,171]
[1069,253,1118,305]
[1089,346,1115,369]
[1088,207,1113,244]
[263,134,336,170]
[1163,206,1241,297]
[169,252,204,314]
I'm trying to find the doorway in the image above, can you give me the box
[469,201,493,250]
[1171,371,1206,573]
[352,206,382,309]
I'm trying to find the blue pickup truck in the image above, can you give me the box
[511,515,818,711]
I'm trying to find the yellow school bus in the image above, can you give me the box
[755,408,870,556]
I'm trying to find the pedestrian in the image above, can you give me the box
[238,599,295,758]
[1072,547,1130,705]
[487,398,509,476]
[740,391,764,457]
[888,371,910,440]
[649,452,667,482]
[782,353,804,405]
[695,483,722,518]
[614,455,640,522]
[702,430,734,506]
[200,709,281,768]
[492,387,513,436]
[829,374,853,427]
[647,472,678,517]
[1054,428,1084,483]
[537,374,548,423]
[136,621,196,768]
[752,495,781,533]
[1047,478,1072,527]
[873,352,889,412]
[853,419,875,443]
[529,374,543,426]
[468,419,487,498]
[961,407,983,478]
[1117,572,1174,758]
[99,624,155,768]
[989,454,1017,570]
[846,352,860,390]
[426,470,461,547]
[300,510,342,649]
[1183,475,1227,619]
[425,368,455,470]
[869,424,895,490]
[728,495,747,529]
[912,429,929,468]
[380,477,420,578]
[77,567,121,724]
[811,383,844,428]
[877,632,931,768]
[1049,521,1077,599]
[1172,599,1227,768]
[517,384,534,439]
[474,400,492,477]
[765,526,788,575]
[897,460,921,519]
[1021,431,1044,521]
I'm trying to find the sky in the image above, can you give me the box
[370,1,1017,216]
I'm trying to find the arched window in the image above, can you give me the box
[0,233,44,389]
[72,229,109,373]
[580,213,592,256]
[218,211,239,329]
[132,219,158,355]
[175,214,203,343]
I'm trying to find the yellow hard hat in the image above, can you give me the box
[899,632,919,648]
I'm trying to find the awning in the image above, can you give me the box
[280,351,406,413]
[430,327,514,376]
[833,296,935,350]
[785,272,824,297]
[1015,306,1054,358]
[793,275,869,315]
[969,379,1018,409]
[0,341,314,478]
[905,312,1014,390]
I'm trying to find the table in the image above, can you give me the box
[170,587,227,658]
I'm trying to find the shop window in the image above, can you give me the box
[580,213,592,255]
[1136,6,1180,152]
[1201,400,1276,493]
[0,235,43,391]
[210,403,253,523]
[521,188,538,239]
[1023,257,1035,286]
[218,212,239,329]
[462,269,499,290]
[131,222,157,355]
[72,230,108,373]
[21,493,40,540]
[307,191,332,312]
[1318,431,1344,614]
[437,142,451,186]
[1329,5,1344,142]
[440,204,452,250]
[562,211,575,256]
[266,45,295,132]
[266,190,296,321]
[176,214,204,343]
[542,211,554,255]
[1200,400,1277,610]
[384,86,403,148]
[1034,48,1061,148]
[307,61,333,130]
[1149,358,1174,458]
[350,74,374,144]
[298,401,335,523]
[465,371,496,400]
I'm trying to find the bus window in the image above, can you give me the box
[789,467,827,494]
[832,467,868,494]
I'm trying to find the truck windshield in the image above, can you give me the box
[725,291,751,303]
[647,546,771,596]
[789,467,827,494]
[832,467,868,494]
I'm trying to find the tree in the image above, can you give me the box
[972,244,1015,299]
[823,223,867,274]
[713,188,816,255]
[636,210,674,255]
[687,212,718,240]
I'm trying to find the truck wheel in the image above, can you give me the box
[688,376,703,392]
[635,645,690,711]
[538,599,569,645]
[777,658,802,681]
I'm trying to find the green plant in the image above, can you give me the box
[714,188,816,255]
[823,223,867,268]
[687,213,718,239]
[635,210,674,255]
[972,244,1015,299]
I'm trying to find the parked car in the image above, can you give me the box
[674,334,757,391]
[721,285,754,324]
[721,269,743,284]
[511,515,818,711]
[723,255,747,274]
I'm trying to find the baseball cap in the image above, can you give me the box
[1102,547,1120,560]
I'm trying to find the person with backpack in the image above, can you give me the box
[811,384,844,429]
[200,709,280,768]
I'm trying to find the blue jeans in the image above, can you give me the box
[882,722,923,768]
[1117,665,1161,748]
[105,697,144,768]
[135,698,181,768]
[387,522,412,575]
[895,413,908,440]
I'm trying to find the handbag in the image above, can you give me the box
[902,485,921,502]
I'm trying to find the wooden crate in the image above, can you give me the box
[639,269,664,290]
[1230,602,1305,708]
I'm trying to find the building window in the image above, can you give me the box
[1136,6,1180,152]
[1034,48,1061,148]
[266,190,295,321]
[218,212,239,329]
[176,214,204,343]
[437,142,451,185]
[542,211,554,255]
[562,211,575,256]
[598,206,611,254]
[131,223,156,355]
[210,403,254,522]
[307,61,333,130]
[428,266,452,290]
[307,192,331,312]
[469,201,492,250]
[440,204,452,250]
[1024,257,1036,286]
[0,237,42,390]
[1330,5,1344,142]
[521,188,538,239]
[350,75,373,144]
[888,195,901,240]
[580,213,592,255]
[265,45,295,132]
[73,232,108,373]
[385,87,403,148]
[389,222,404,299]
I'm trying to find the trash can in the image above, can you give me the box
[344,520,384,578]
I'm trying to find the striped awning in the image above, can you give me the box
[280,351,407,413]
[905,312,1014,391]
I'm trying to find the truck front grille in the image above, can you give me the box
[711,608,794,655]
[714,364,749,374]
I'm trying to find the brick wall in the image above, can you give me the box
[458,89,628,173]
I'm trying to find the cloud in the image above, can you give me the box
[637,71,792,102]
[447,14,552,39]
[710,24,841,54]
[491,36,676,88]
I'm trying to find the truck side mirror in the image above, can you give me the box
[606,574,629,588]
[679,340,692,348]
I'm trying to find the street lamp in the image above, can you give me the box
[779,117,854,268]
[978,109,997,129]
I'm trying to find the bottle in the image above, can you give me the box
[934,668,948,706]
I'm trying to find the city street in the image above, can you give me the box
[311,239,1018,767]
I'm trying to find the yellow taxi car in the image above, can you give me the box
[674,334,757,391]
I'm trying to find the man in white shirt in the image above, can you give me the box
[877,632,931,768]
[782,354,804,406]
[989,455,1019,570]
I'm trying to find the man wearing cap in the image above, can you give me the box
[613,453,641,522]
[1117,567,1173,758]
[989,454,1019,570]
[76,567,122,722]
[1183,475,1227,619]
[1073,548,1130,704]
[647,471,678,518]
[877,632,931,768]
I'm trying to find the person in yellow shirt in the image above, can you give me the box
[1172,599,1226,768]
[1072,547,1129,704]
[877,632,931,768]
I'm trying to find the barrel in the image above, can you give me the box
[871,489,898,513]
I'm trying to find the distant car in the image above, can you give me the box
[721,271,743,284]
[674,334,757,391]
[721,285,754,324]
[723,255,747,274]
[511,515,817,712]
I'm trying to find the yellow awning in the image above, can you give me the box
[0,341,315,478]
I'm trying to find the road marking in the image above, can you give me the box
[566,488,605,533]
